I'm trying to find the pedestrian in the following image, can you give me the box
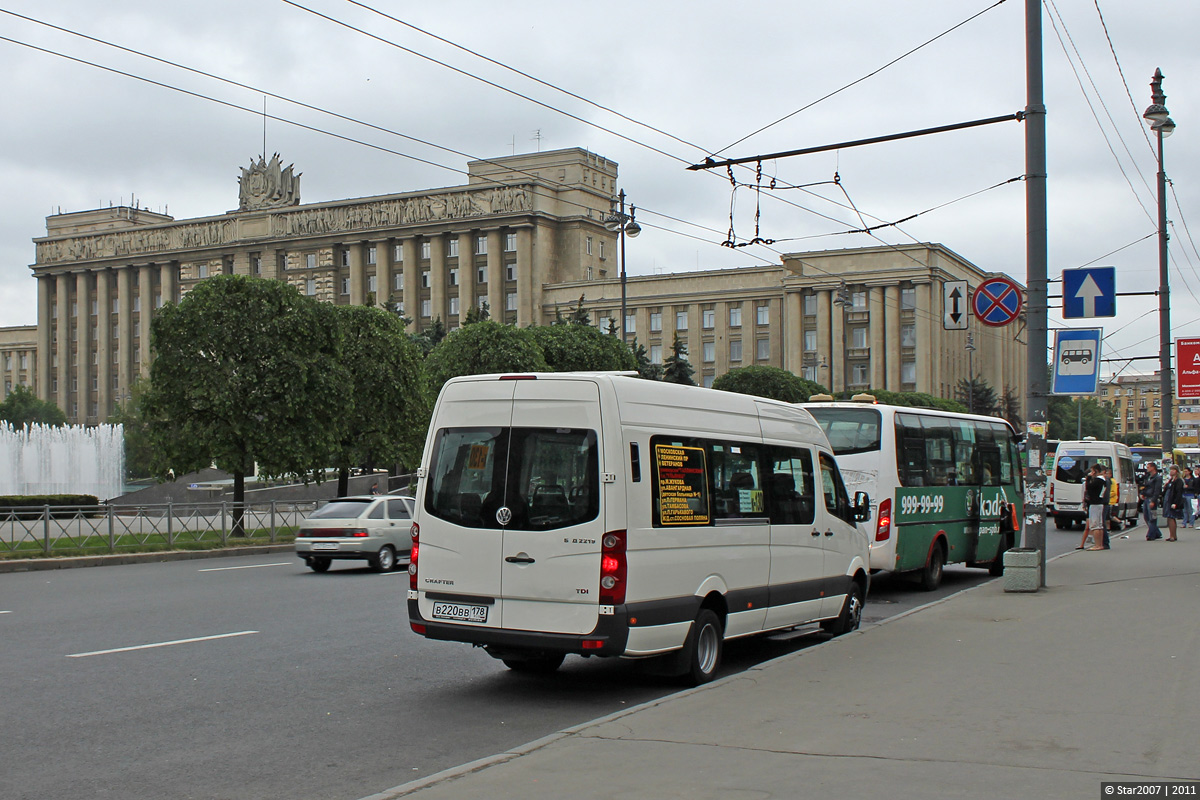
[1183,466,1199,527]
[1162,464,1185,542]
[370,482,381,495]
[1141,461,1163,541]
[1080,464,1108,551]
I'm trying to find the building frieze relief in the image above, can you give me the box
[35,185,533,267]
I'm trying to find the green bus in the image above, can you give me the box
[802,399,1023,590]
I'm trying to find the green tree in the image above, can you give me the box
[630,338,664,381]
[662,332,696,386]
[0,385,67,428]
[568,295,591,325]
[712,365,826,403]
[1001,384,1024,430]
[829,388,967,413]
[328,305,429,496]
[531,323,637,373]
[955,375,999,416]
[424,320,548,396]
[108,378,155,479]
[409,316,447,356]
[1048,395,1113,440]
[463,301,490,325]
[143,275,346,534]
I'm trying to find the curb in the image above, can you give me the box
[0,544,296,573]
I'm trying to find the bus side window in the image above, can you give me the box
[896,413,926,487]
[922,417,954,486]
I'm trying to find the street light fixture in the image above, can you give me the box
[605,190,640,345]
[1143,68,1176,456]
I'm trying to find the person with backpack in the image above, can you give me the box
[1080,464,1108,551]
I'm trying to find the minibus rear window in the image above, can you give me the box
[424,426,599,532]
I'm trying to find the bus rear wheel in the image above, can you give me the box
[919,544,945,591]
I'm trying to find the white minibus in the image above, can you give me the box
[1047,439,1138,529]
[407,372,871,684]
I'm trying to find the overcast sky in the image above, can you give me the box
[1,0,1196,377]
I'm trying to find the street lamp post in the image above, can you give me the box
[605,190,640,346]
[1144,68,1176,457]
[965,331,977,413]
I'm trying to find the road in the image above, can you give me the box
[0,528,1082,800]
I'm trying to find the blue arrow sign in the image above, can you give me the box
[1062,267,1116,318]
[1052,328,1103,395]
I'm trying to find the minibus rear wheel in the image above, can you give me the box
[682,609,724,685]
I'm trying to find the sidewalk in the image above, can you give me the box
[368,533,1200,800]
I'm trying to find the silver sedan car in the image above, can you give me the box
[295,495,415,572]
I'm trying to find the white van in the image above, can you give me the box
[1047,439,1138,529]
[407,372,871,684]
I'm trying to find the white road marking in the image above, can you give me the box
[198,562,291,572]
[0,610,11,614]
[67,630,259,658]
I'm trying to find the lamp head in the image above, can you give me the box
[1144,104,1170,124]
[625,220,641,238]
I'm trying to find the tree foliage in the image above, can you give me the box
[531,323,637,373]
[328,304,429,494]
[1001,384,1023,430]
[662,332,696,386]
[630,338,664,381]
[424,320,548,395]
[0,385,66,428]
[713,365,826,403]
[1048,395,1114,440]
[409,316,447,356]
[143,276,346,527]
[840,388,968,413]
[107,378,155,479]
[955,375,999,416]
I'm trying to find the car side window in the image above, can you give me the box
[368,502,386,520]
[387,499,412,520]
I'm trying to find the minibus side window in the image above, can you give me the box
[710,443,764,520]
[818,451,854,523]
[766,446,816,525]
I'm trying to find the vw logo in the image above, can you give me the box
[496,507,513,526]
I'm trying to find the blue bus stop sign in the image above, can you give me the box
[1052,328,1103,395]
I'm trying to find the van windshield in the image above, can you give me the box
[424,426,599,531]
[805,407,882,456]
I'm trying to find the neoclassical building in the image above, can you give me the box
[24,147,1026,425]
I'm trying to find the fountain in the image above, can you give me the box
[0,423,125,500]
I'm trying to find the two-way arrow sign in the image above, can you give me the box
[944,281,968,330]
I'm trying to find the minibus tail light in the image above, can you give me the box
[599,530,627,605]
[408,522,419,591]
[875,498,892,542]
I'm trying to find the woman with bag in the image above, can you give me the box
[1162,464,1185,542]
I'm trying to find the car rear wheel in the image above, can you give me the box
[371,545,397,572]
[307,557,332,573]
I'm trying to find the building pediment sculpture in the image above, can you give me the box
[239,153,301,211]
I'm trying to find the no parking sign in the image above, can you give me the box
[972,277,1023,327]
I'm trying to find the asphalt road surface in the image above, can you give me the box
[0,528,1080,800]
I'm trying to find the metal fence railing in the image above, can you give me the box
[0,500,319,557]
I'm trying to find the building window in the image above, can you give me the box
[2,355,9,370]
[625,314,636,335]
[702,342,715,363]
[251,255,262,275]
[729,305,742,328]
[586,236,593,255]
[368,275,378,293]
[851,291,867,311]
[730,340,742,361]
[650,344,663,364]
[51,305,58,319]
[449,297,460,315]
[901,324,916,348]
[599,241,605,259]
[477,267,487,284]
[901,361,916,384]
[198,264,209,279]
[478,296,488,311]
[505,233,516,252]
[851,363,869,384]
[421,242,431,260]
[396,301,405,316]
[703,374,716,389]
[901,287,916,310]
[804,330,817,352]
[90,299,98,315]
[367,246,377,265]
[702,309,715,329]
[341,250,351,268]
[448,239,459,258]
[650,311,662,332]
[20,353,28,369]
[851,327,868,349]
[112,324,119,339]
[394,273,404,292]
[506,292,518,311]
[757,338,770,360]
[341,278,350,295]
[676,310,688,330]
[306,279,316,296]
[421,299,432,318]
[71,301,78,317]
[421,271,430,289]
[449,268,458,287]
[306,253,317,269]
[111,298,119,314]
[803,294,817,316]
[475,236,487,255]
[393,244,403,262]
[757,305,769,325]
[586,266,594,281]
[506,264,516,281]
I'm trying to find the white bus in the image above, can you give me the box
[407,373,871,684]
[800,398,1023,590]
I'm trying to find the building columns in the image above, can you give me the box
[36,276,51,400]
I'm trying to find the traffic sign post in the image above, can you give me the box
[943,280,968,330]
[1062,266,1116,318]
[1177,338,1200,399]
[1051,328,1103,395]
[972,276,1023,327]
